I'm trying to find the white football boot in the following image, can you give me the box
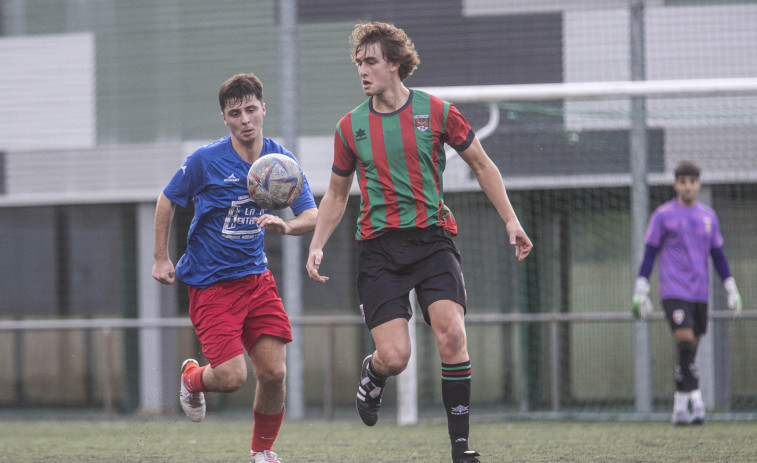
[179,359,206,422]
[671,391,691,426]
[251,450,282,462]
[690,389,706,425]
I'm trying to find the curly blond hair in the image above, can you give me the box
[350,22,420,81]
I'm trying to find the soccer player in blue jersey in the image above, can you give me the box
[632,160,742,426]
[152,73,317,463]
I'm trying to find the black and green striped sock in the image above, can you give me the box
[441,360,472,457]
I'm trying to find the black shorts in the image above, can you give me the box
[357,227,467,330]
[662,299,708,336]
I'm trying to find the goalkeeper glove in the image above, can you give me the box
[724,277,743,317]
[632,277,652,320]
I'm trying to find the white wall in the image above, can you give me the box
[462,0,653,16]
[563,4,757,173]
[0,33,95,151]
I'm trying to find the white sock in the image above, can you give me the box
[690,389,704,408]
[674,391,690,412]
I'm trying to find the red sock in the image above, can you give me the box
[182,364,207,393]
[251,409,285,452]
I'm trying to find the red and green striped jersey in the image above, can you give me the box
[333,90,474,241]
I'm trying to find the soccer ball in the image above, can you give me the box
[247,153,304,210]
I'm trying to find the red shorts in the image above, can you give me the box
[187,270,292,367]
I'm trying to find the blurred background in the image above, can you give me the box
[1,0,756,421]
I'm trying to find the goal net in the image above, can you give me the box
[395,77,757,417]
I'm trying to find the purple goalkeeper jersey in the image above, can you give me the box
[644,199,724,302]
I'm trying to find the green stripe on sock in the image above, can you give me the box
[442,365,471,371]
[441,374,472,380]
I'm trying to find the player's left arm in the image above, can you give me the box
[254,207,317,236]
[712,246,743,314]
[457,136,532,261]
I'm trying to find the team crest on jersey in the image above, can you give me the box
[414,114,430,132]
[703,216,712,233]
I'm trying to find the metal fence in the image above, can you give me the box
[2,310,756,421]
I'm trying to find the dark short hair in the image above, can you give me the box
[218,73,263,111]
[350,22,420,81]
[674,161,701,179]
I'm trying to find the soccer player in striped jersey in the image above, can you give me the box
[632,160,742,425]
[306,22,532,463]
[153,73,317,463]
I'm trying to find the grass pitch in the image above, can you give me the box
[0,418,755,462]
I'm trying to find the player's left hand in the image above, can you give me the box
[254,213,288,234]
[724,277,743,317]
[506,221,533,262]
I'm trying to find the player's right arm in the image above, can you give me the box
[152,192,177,285]
[632,228,660,319]
[306,171,354,283]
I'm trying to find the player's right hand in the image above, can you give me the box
[632,276,652,320]
[152,259,176,285]
[306,249,329,283]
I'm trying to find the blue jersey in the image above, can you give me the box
[163,136,316,288]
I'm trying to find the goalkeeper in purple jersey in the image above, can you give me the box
[153,74,316,463]
[306,22,532,463]
[632,160,742,426]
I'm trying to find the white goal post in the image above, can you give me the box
[417,77,757,103]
